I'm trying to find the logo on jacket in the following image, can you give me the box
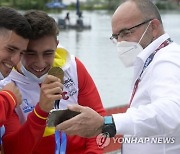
[63,77,77,99]
[22,99,35,113]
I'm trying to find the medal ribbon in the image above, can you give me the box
[55,131,67,154]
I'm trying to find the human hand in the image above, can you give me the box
[39,75,63,112]
[2,82,22,106]
[55,104,104,138]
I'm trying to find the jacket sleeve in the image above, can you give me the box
[75,57,106,153]
[2,103,48,154]
[0,90,17,127]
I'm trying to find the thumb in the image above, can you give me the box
[67,104,84,113]
[11,81,17,86]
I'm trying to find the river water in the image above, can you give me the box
[51,10,180,108]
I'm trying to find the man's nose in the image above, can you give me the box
[36,55,46,67]
[10,52,21,65]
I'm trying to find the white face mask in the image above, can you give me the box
[21,64,47,83]
[116,21,152,67]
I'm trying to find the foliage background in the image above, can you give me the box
[0,0,179,11]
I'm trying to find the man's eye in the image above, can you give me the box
[121,30,132,37]
[7,48,15,52]
[44,52,54,56]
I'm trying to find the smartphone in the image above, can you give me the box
[47,109,80,127]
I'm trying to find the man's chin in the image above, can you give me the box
[2,70,12,78]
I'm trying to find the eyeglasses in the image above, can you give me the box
[110,19,153,42]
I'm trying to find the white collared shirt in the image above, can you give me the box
[113,34,180,154]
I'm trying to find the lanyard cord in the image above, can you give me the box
[55,131,60,154]
[60,132,67,154]
[55,131,67,154]
[128,38,172,107]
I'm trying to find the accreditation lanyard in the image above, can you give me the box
[55,131,67,154]
[128,38,172,107]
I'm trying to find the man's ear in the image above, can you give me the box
[56,40,59,47]
[151,19,162,38]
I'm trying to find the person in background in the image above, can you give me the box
[56,0,180,154]
[1,10,105,154]
[64,12,70,25]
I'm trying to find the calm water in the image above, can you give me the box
[51,10,180,108]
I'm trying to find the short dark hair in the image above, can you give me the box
[24,10,59,40]
[0,7,32,39]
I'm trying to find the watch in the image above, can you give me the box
[102,116,116,137]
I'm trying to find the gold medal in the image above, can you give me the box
[48,67,64,83]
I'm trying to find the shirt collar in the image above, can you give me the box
[137,33,170,63]
[53,45,71,71]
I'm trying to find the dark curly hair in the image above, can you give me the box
[0,7,32,39]
[24,10,59,40]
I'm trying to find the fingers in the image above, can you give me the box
[41,83,63,94]
[39,75,64,112]
[3,82,15,89]
[3,82,22,106]
[56,105,104,138]
[41,75,63,96]
[67,104,85,113]
[43,75,61,84]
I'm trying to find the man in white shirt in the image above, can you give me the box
[56,0,180,153]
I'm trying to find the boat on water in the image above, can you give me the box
[57,17,91,30]
[58,0,91,30]
[46,0,91,30]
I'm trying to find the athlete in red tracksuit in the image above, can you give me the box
[2,58,106,154]
[1,10,105,154]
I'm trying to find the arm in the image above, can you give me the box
[75,57,105,153]
[0,81,22,127]
[0,90,17,126]
[56,51,180,138]
[2,75,63,154]
[2,104,48,154]
[113,59,180,136]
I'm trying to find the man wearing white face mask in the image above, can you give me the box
[55,0,180,154]
[116,19,152,67]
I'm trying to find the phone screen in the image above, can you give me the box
[47,109,80,127]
